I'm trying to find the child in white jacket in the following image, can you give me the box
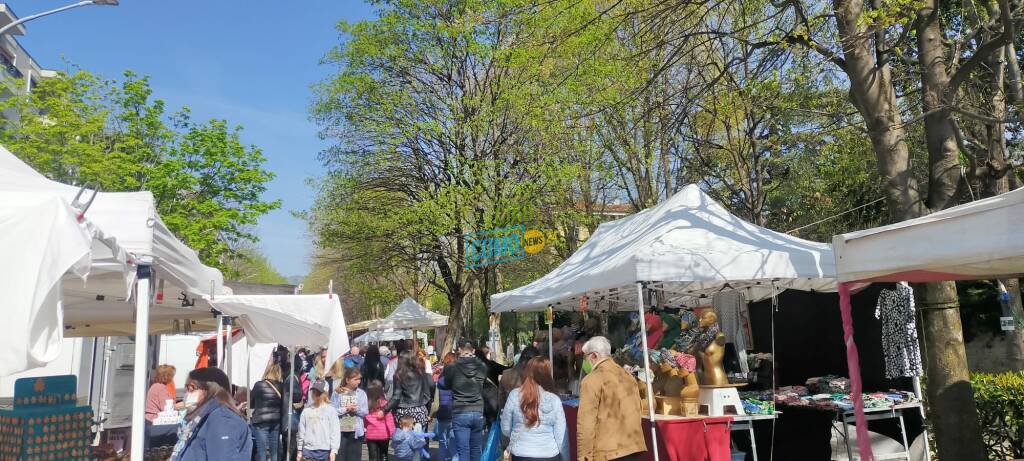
[297,380,340,461]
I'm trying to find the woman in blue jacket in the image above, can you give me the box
[500,357,566,461]
[170,367,253,461]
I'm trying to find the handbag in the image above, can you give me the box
[480,419,503,461]
[482,378,500,421]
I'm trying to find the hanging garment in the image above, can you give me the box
[712,291,749,374]
[875,284,923,378]
[657,312,681,349]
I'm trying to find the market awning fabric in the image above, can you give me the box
[208,294,349,368]
[354,330,412,344]
[0,192,94,376]
[833,187,1024,283]
[0,146,229,337]
[373,297,448,330]
[491,184,837,312]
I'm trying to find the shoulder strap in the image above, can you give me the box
[266,380,282,399]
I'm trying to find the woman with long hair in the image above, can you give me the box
[384,351,434,433]
[500,346,540,410]
[251,363,285,461]
[170,367,252,461]
[361,346,386,389]
[296,380,339,461]
[332,367,368,461]
[500,357,565,461]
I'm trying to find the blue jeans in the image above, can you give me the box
[435,419,454,461]
[252,422,280,461]
[302,449,332,461]
[452,412,485,461]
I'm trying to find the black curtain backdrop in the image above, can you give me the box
[733,284,924,461]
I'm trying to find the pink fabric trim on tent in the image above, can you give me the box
[839,282,874,461]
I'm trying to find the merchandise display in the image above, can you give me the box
[0,376,92,461]
[741,376,918,413]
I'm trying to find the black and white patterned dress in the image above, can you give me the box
[875,284,923,378]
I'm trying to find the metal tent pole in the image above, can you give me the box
[547,307,554,377]
[913,377,932,461]
[636,282,660,461]
[286,348,297,461]
[216,315,224,368]
[129,265,153,461]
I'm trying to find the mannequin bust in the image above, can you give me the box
[696,310,729,386]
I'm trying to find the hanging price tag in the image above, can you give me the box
[545,306,553,325]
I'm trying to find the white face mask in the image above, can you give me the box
[183,390,202,410]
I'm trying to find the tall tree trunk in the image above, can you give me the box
[912,2,987,458]
[832,0,924,220]
[916,282,987,460]
[442,290,468,355]
[832,0,985,457]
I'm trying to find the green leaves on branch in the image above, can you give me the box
[0,68,280,272]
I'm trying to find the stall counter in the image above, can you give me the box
[563,401,734,461]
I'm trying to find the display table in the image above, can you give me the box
[563,402,778,461]
[833,402,922,461]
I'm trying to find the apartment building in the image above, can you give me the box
[0,4,57,119]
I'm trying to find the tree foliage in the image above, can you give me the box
[0,69,280,271]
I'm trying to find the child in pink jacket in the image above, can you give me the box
[364,381,396,461]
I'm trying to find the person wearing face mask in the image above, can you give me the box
[576,337,645,461]
[170,367,253,461]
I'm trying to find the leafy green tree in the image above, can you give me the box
[225,248,289,285]
[0,69,279,269]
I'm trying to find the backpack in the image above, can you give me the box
[300,372,311,399]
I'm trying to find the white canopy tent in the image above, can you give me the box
[372,297,449,330]
[0,146,230,459]
[831,187,1024,461]
[492,184,837,313]
[491,185,840,461]
[0,191,97,376]
[833,186,1024,283]
[208,294,350,369]
[354,329,412,344]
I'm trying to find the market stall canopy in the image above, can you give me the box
[0,192,96,376]
[0,146,226,297]
[491,185,837,312]
[347,319,381,332]
[833,187,1024,283]
[372,297,448,330]
[354,329,412,344]
[208,294,350,368]
[0,146,230,337]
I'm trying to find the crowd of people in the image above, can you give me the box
[141,336,650,461]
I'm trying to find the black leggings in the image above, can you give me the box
[338,432,364,461]
[367,440,390,461]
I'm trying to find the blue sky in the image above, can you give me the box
[8,0,377,278]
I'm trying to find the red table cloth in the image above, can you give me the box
[564,403,732,461]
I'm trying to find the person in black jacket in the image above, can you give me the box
[251,364,285,461]
[442,339,489,461]
[360,345,386,389]
[384,351,435,432]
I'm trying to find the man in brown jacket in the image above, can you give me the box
[577,336,647,461]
